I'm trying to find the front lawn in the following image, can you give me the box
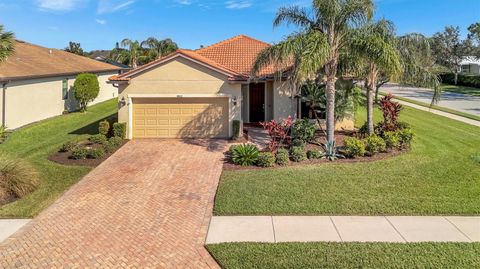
[442,84,480,97]
[214,105,480,215]
[0,99,117,218]
[207,242,480,269]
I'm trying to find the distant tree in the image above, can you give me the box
[64,41,85,56]
[0,25,15,63]
[116,39,148,68]
[73,73,99,112]
[141,37,178,60]
[467,22,480,57]
[431,26,472,84]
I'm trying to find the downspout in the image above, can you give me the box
[1,81,8,127]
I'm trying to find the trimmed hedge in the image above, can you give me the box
[440,73,480,88]
[113,122,127,139]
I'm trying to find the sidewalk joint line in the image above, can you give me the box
[329,216,343,242]
[443,217,472,242]
[385,216,407,243]
[270,216,276,243]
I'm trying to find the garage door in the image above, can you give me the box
[132,97,229,138]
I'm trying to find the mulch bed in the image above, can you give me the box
[48,140,127,167]
[223,130,409,171]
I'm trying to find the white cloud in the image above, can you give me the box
[95,18,107,24]
[225,0,251,9]
[97,0,135,14]
[175,0,193,5]
[36,0,87,11]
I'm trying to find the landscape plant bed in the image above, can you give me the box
[48,140,127,167]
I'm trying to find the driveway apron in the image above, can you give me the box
[0,139,226,268]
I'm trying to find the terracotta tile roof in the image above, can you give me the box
[0,40,124,82]
[195,35,274,76]
[110,35,278,82]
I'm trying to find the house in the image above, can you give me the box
[0,40,125,129]
[109,35,353,139]
[459,57,480,75]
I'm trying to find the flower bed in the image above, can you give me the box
[224,95,413,170]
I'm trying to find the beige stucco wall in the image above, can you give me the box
[272,80,297,120]
[1,71,118,129]
[117,56,242,138]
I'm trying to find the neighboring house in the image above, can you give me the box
[0,40,125,130]
[109,35,353,139]
[459,57,480,75]
[94,56,131,72]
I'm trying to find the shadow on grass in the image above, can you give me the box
[69,113,117,135]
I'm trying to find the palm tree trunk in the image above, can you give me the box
[325,79,336,143]
[366,87,374,135]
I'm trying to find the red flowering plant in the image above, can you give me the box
[379,93,403,132]
[261,116,293,152]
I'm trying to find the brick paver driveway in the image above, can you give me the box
[0,139,227,268]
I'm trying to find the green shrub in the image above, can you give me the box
[440,73,480,88]
[0,153,39,198]
[275,148,290,165]
[73,73,100,112]
[307,149,323,159]
[257,152,276,167]
[291,139,306,148]
[88,134,107,144]
[232,120,241,140]
[397,128,415,148]
[87,148,105,159]
[365,135,386,155]
[98,120,110,136]
[103,141,117,153]
[227,144,239,155]
[383,131,400,149]
[71,147,88,160]
[59,141,77,152]
[290,146,307,162]
[343,137,366,158]
[291,119,316,142]
[109,136,123,147]
[231,144,259,166]
[113,122,127,139]
[396,121,411,130]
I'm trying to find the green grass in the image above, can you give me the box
[442,84,480,97]
[207,242,480,269]
[381,92,480,122]
[0,99,117,218]
[214,105,480,215]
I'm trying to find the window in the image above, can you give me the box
[62,79,68,100]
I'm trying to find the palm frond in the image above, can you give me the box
[273,6,315,30]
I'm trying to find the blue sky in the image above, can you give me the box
[0,0,478,51]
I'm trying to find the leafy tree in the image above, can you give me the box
[73,73,100,112]
[253,0,374,144]
[467,22,480,57]
[431,26,472,84]
[64,41,85,56]
[141,37,178,60]
[0,25,15,63]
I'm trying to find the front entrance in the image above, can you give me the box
[249,83,265,123]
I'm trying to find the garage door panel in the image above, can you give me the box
[133,98,229,138]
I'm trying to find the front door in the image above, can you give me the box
[249,83,265,123]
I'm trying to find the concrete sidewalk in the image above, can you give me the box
[0,220,30,243]
[206,216,480,244]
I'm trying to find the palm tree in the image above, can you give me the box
[141,37,178,60]
[349,19,401,134]
[117,39,145,68]
[253,0,374,144]
[0,25,15,63]
[64,41,85,56]
[397,33,441,104]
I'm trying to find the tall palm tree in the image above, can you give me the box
[253,0,374,144]
[141,37,178,60]
[349,19,401,134]
[0,25,15,63]
[117,39,145,68]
